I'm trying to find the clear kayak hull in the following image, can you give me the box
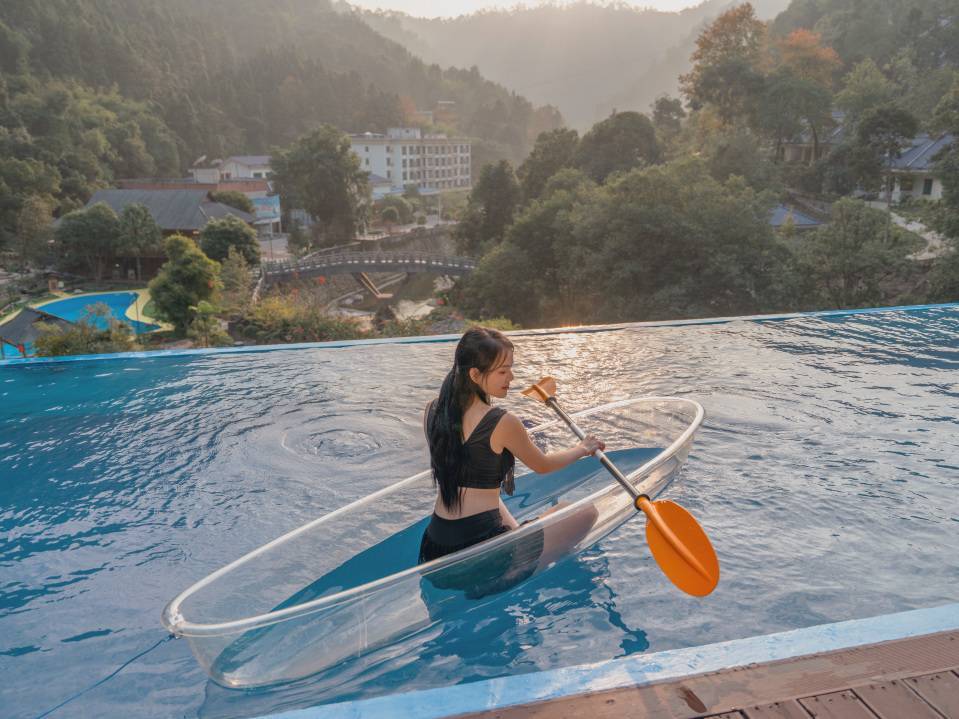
[162,397,704,688]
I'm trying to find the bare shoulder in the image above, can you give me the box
[494,410,526,436]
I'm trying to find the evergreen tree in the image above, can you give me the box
[149,234,220,334]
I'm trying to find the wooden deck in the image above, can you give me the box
[460,629,959,719]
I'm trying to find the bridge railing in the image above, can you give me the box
[263,251,477,276]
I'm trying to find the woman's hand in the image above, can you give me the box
[578,434,605,457]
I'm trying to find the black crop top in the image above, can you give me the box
[426,401,516,495]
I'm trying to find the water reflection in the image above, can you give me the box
[197,547,645,719]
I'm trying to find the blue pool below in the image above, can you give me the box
[38,291,159,334]
[1,306,958,718]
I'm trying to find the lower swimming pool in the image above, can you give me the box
[1,306,957,718]
[38,291,160,334]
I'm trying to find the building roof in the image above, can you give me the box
[368,173,391,185]
[891,133,954,172]
[226,155,272,167]
[770,204,823,229]
[0,308,74,349]
[86,189,254,232]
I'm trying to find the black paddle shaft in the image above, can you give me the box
[545,397,640,501]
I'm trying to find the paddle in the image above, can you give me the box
[522,377,719,597]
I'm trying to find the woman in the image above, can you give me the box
[420,326,604,575]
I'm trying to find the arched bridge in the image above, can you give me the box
[262,251,478,282]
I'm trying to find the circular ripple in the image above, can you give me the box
[294,429,381,459]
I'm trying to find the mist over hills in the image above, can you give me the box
[354,0,791,129]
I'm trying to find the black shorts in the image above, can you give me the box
[418,510,545,599]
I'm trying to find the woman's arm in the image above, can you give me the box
[494,412,603,474]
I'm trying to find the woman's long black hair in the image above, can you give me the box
[427,326,514,511]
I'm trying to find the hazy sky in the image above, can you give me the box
[351,0,706,18]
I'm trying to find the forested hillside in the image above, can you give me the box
[356,0,791,129]
[0,0,555,246]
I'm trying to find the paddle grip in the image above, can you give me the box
[545,398,639,500]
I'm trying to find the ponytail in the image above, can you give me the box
[427,327,513,511]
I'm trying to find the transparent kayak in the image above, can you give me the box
[161,396,705,688]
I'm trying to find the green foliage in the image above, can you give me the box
[219,246,254,315]
[286,220,311,258]
[928,241,959,301]
[34,302,138,357]
[934,144,959,239]
[187,300,231,348]
[835,59,899,127]
[209,191,255,214]
[456,160,521,255]
[199,215,260,265]
[375,195,413,224]
[54,202,120,280]
[235,295,364,344]
[680,4,767,123]
[271,125,370,246]
[460,157,783,326]
[651,95,685,140]
[573,111,660,183]
[797,199,917,308]
[380,205,400,228]
[117,203,162,281]
[148,234,220,334]
[516,128,579,203]
[855,106,920,201]
[772,0,959,74]
[15,194,54,267]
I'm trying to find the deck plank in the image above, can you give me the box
[906,672,959,718]
[744,700,812,718]
[855,679,944,718]
[797,691,877,719]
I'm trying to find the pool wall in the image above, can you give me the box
[1,300,957,367]
[257,601,959,719]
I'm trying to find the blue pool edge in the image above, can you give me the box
[260,602,959,719]
[2,300,958,366]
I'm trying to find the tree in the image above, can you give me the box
[380,205,399,234]
[271,125,370,246]
[199,215,260,265]
[516,128,579,203]
[799,199,914,309]
[856,106,919,207]
[680,3,767,123]
[573,111,660,183]
[54,202,120,281]
[651,95,686,140]
[187,300,231,347]
[759,69,833,161]
[15,195,54,268]
[117,204,162,281]
[209,190,255,214]
[219,246,254,315]
[455,160,521,254]
[775,29,841,88]
[148,234,220,334]
[286,219,311,257]
[375,195,413,224]
[835,59,898,127]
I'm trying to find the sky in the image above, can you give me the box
[350,0,707,18]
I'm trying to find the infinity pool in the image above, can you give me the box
[2,306,957,718]
[39,292,159,334]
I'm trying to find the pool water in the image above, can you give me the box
[2,307,958,718]
[39,292,160,334]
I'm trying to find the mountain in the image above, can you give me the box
[0,0,554,166]
[353,0,792,130]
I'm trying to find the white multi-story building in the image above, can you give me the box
[349,127,471,196]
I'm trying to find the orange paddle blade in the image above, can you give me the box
[639,498,719,597]
[521,376,557,403]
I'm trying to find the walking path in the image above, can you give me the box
[867,201,950,260]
